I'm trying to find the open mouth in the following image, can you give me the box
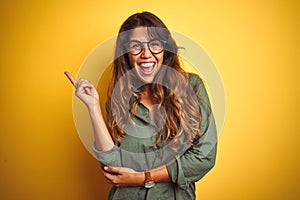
[138,62,155,75]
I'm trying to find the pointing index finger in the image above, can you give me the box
[64,71,77,87]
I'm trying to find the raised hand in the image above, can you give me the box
[64,71,100,109]
[65,71,114,151]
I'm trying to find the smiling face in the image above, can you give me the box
[127,27,164,83]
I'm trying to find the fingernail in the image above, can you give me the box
[104,166,108,170]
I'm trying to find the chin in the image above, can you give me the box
[139,76,154,84]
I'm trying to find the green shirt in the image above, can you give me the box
[93,73,217,200]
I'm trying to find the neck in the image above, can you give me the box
[139,84,154,109]
[142,84,151,92]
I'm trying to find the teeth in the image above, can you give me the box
[140,62,154,67]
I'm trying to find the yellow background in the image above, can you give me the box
[0,0,299,199]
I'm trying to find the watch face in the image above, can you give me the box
[145,181,155,188]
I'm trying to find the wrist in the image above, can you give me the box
[137,171,146,186]
[87,103,101,112]
[144,170,155,188]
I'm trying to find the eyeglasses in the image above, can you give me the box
[126,39,166,55]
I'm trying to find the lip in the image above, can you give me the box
[138,62,156,75]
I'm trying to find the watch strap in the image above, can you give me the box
[144,170,152,182]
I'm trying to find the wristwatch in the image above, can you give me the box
[144,170,155,188]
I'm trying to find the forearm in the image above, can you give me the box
[149,165,170,183]
[101,164,171,187]
[88,104,114,151]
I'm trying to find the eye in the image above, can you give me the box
[129,41,142,49]
[149,40,163,48]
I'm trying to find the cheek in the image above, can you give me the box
[128,55,137,67]
[156,53,164,64]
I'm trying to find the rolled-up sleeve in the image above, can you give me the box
[166,73,218,188]
[92,143,122,167]
[166,117,217,188]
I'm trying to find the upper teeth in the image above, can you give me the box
[140,63,154,67]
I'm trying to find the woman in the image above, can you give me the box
[65,11,217,200]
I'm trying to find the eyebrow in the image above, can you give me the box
[128,38,162,42]
[128,39,150,43]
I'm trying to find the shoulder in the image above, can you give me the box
[187,72,210,104]
[187,72,205,89]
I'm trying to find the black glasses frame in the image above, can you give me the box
[125,39,167,55]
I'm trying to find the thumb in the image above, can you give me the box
[104,166,121,175]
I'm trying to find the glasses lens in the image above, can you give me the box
[127,39,165,55]
[149,40,164,54]
[128,41,142,55]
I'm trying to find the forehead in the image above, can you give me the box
[129,27,151,41]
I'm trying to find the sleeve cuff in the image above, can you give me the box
[92,142,120,166]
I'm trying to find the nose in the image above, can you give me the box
[140,44,152,58]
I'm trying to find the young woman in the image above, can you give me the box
[65,11,217,200]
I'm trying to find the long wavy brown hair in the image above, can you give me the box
[107,12,210,147]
